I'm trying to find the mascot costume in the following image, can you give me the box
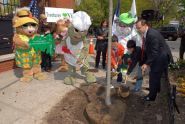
[114,12,141,53]
[54,19,69,72]
[113,12,141,75]
[113,12,143,92]
[63,11,96,85]
[13,8,47,82]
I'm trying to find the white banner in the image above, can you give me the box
[45,7,73,22]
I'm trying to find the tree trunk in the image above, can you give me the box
[106,0,113,106]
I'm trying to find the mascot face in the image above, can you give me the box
[68,25,87,43]
[116,22,132,36]
[56,19,69,33]
[69,11,91,44]
[19,23,38,37]
[115,12,136,37]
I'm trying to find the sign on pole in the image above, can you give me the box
[45,7,73,22]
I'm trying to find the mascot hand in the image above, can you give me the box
[45,30,51,35]
[53,33,59,39]
[97,36,104,40]
[13,34,29,49]
[77,58,82,65]
[34,34,40,37]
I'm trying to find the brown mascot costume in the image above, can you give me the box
[13,8,47,82]
[53,19,69,72]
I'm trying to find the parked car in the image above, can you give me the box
[159,25,179,41]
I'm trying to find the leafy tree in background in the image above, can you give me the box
[150,0,180,24]
[76,0,152,26]
[178,0,185,24]
[76,0,180,26]
[76,0,107,26]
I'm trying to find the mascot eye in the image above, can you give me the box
[119,22,127,27]
[74,28,79,32]
[22,23,37,28]
[30,23,37,27]
[22,24,29,28]
[74,28,85,33]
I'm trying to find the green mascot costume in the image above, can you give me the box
[63,11,96,85]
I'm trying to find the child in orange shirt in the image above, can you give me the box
[111,35,125,70]
[109,35,126,82]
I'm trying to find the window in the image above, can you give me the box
[0,0,20,55]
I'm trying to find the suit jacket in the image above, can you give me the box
[144,28,173,72]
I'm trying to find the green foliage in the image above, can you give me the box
[76,0,152,26]
[76,0,107,26]
[119,0,152,16]
[169,59,185,71]
[75,0,180,26]
[178,0,185,23]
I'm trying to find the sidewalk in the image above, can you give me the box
[0,63,76,124]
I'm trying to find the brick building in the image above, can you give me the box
[0,0,75,72]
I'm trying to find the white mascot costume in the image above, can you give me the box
[114,12,142,53]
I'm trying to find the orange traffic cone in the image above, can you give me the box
[89,41,95,54]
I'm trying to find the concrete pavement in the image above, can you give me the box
[0,66,75,124]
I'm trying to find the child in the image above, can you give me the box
[125,40,143,92]
[110,35,125,78]
[39,14,53,72]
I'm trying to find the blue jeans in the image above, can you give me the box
[133,66,143,91]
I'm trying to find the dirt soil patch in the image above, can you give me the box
[43,76,185,124]
[123,94,185,124]
[42,84,127,124]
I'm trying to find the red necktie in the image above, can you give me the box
[141,36,145,61]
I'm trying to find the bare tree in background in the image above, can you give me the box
[151,0,179,15]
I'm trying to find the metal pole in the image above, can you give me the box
[105,0,113,106]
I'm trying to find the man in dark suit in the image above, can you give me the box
[135,19,173,101]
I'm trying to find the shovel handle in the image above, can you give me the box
[124,75,128,84]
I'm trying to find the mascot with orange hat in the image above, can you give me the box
[13,8,47,82]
